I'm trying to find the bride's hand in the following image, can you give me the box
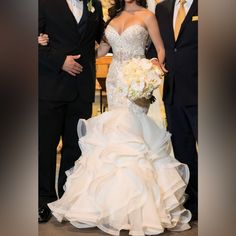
[160,63,168,74]
[38,33,49,46]
[151,58,168,75]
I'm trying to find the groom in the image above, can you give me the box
[147,0,198,220]
[38,0,104,222]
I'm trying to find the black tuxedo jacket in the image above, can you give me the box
[147,0,198,106]
[39,0,104,102]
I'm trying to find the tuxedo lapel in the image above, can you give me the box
[59,0,89,41]
[165,0,176,45]
[77,0,89,44]
[60,0,79,33]
[168,0,176,22]
[78,0,101,45]
[176,0,197,42]
[77,0,88,30]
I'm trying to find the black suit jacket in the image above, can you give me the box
[147,0,198,105]
[39,0,104,102]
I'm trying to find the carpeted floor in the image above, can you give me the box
[39,217,198,236]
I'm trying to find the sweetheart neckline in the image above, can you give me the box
[107,24,148,36]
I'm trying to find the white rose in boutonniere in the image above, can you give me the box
[87,0,95,13]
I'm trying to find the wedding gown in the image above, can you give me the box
[48,24,191,235]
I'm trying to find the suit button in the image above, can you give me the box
[174,48,177,52]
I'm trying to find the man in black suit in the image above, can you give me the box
[38,0,104,222]
[147,0,198,220]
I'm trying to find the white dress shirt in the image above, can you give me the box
[173,0,193,27]
[66,0,84,24]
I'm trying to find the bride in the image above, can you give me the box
[38,0,191,235]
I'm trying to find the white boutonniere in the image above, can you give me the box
[87,0,95,13]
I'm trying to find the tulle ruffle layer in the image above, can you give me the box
[48,109,191,235]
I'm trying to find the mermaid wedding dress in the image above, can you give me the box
[48,24,191,236]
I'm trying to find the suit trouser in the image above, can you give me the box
[165,103,198,216]
[39,96,92,208]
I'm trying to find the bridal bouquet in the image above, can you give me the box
[121,58,164,103]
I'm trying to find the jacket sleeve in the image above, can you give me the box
[95,0,105,44]
[38,0,66,72]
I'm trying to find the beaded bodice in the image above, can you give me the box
[105,24,149,114]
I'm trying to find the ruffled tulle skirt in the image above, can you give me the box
[48,108,191,236]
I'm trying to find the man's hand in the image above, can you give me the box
[62,55,83,76]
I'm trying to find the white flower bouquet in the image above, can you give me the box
[121,58,164,103]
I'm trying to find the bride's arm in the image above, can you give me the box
[145,12,167,72]
[96,35,111,58]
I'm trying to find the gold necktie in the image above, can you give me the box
[174,0,186,40]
